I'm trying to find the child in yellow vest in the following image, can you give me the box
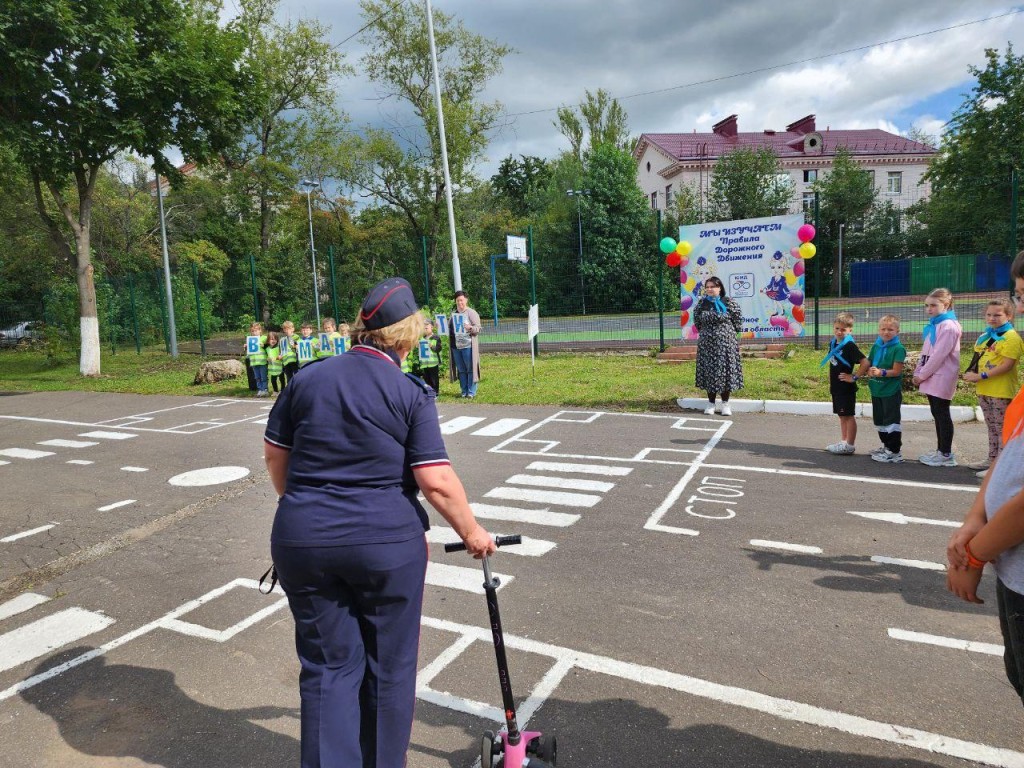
[245,322,269,397]
[266,331,285,395]
[279,320,299,384]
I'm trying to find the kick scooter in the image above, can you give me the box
[444,534,557,768]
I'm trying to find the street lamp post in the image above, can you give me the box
[300,179,321,329]
[837,222,845,299]
[566,189,590,315]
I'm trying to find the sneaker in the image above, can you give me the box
[868,446,888,458]
[920,452,957,467]
[827,441,855,455]
[703,405,716,415]
[871,449,904,463]
[976,469,989,478]
[721,404,733,417]
[917,450,940,463]
[966,460,991,471]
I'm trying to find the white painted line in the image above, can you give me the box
[847,510,960,528]
[78,431,137,440]
[527,461,633,476]
[159,598,288,642]
[416,686,502,722]
[167,466,250,487]
[698,462,978,493]
[1,524,57,543]
[422,615,1024,768]
[469,503,580,528]
[0,608,115,674]
[0,448,54,460]
[470,418,530,437]
[425,562,512,594]
[440,416,487,434]
[37,439,98,449]
[97,500,136,512]
[888,628,1003,656]
[120,466,149,473]
[426,528,556,557]
[749,540,823,555]
[66,459,94,466]
[0,593,50,622]
[0,460,8,466]
[251,417,269,425]
[871,556,945,572]
[417,633,477,687]
[484,487,601,508]
[506,474,614,493]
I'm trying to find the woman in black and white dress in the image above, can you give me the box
[693,275,744,416]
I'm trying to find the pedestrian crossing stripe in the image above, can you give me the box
[425,528,555,557]
[425,562,512,594]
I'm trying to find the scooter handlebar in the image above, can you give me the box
[444,534,521,553]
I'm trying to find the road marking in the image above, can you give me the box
[251,417,269,425]
[0,608,115,674]
[484,487,601,507]
[888,628,1003,656]
[37,439,98,448]
[1,524,57,543]
[698,462,978,493]
[0,448,55,460]
[425,562,511,594]
[469,503,580,527]
[97,500,136,512]
[470,418,530,437]
[167,466,250,486]
[66,459,94,465]
[0,593,50,622]
[506,474,614,493]
[121,466,149,473]
[78,430,137,440]
[0,460,8,466]
[749,540,823,555]
[870,556,945,571]
[847,510,960,528]
[421,615,1024,768]
[426,528,556,557]
[526,461,633,476]
[440,416,487,434]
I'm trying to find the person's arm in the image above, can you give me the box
[467,309,482,335]
[264,441,290,497]
[728,299,742,333]
[413,464,495,557]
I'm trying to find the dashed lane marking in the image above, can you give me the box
[470,418,530,437]
[78,430,137,440]
[66,460,93,466]
[120,466,149,473]
[870,556,946,571]
[506,474,615,493]
[469,503,580,527]
[1,524,58,543]
[847,510,961,528]
[440,416,487,434]
[37,439,98,449]
[97,500,136,512]
[0,608,115,674]
[484,487,601,508]
[888,628,1003,656]
[0,448,55,460]
[425,528,556,557]
[526,461,633,476]
[0,593,50,622]
[749,540,823,555]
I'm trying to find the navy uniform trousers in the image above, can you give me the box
[272,535,427,768]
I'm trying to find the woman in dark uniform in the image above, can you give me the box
[264,277,495,768]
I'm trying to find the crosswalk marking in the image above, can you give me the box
[440,416,487,434]
[0,593,50,622]
[1,524,57,543]
[78,430,137,440]
[888,628,1003,656]
[425,562,511,594]
[425,528,556,556]
[0,448,55,460]
[0,460,8,466]
[469,503,580,527]
[0,608,115,674]
[526,461,633,476]
[471,418,530,437]
[37,439,98,448]
[506,474,615,493]
[485,487,601,508]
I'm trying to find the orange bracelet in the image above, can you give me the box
[964,541,987,569]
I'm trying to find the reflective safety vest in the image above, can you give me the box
[317,332,343,359]
[279,334,297,365]
[296,335,318,367]
[245,334,268,366]
[418,336,439,368]
[401,354,412,373]
[267,346,283,376]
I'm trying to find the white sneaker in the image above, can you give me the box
[976,468,989,478]
[871,449,904,463]
[920,452,957,467]
[917,450,940,462]
[703,405,716,415]
[826,441,855,455]
[869,446,888,458]
[721,404,733,416]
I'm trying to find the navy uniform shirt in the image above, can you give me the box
[264,344,449,547]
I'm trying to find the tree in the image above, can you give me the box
[0,0,253,375]
[490,155,551,217]
[555,89,630,161]
[707,147,792,222]
[813,148,878,293]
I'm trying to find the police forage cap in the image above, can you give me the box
[359,277,419,330]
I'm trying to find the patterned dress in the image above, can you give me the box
[694,296,744,393]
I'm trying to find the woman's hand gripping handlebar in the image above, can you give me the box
[444,534,521,557]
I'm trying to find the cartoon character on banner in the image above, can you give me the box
[691,255,717,298]
[760,250,791,318]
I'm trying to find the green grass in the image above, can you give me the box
[0,345,980,409]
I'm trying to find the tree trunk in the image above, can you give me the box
[75,228,101,376]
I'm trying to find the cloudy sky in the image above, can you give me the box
[264,1,1023,179]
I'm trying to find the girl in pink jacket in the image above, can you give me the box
[913,287,963,467]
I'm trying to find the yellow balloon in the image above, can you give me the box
[785,270,797,286]
[684,278,696,292]
[676,240,693,257]
[799,242,816,260]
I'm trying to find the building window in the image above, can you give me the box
[665,184,673,207]
[802,192,815,212]
[864,170,876,187]
[650,191,658,210]
[887,171,902,195]
[803,169,818,183]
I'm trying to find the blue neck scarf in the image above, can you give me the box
[820,335,854,368]
[977,321,1014,347]
[922,310,957,345]
[705,296,728,314]
[871,335,900,366]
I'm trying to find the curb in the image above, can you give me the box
[675,398,980,423]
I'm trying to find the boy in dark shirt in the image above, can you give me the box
[822,312,865,454]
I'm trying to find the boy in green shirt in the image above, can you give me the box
[856,314,907,463]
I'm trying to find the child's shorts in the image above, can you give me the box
[832,390,857,416]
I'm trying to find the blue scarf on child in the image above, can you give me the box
[820,335,855,368]
[922,310,957,345]
[705,296,728,314]
[871,335,901,366]
[976,321,1014,347]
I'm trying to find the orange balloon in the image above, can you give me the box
[792,305,805,323]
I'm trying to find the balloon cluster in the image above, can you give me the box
[660,237,692,268]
